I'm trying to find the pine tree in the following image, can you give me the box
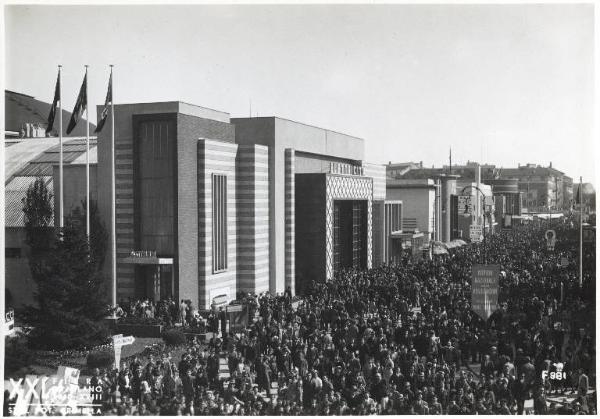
[71,200,109,271]
[23,204,109,350]
[22,177,54,254]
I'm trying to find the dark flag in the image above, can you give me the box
[94,72,112,133]
[575,185,581,205]
[66,74,87,135]
[46,73,60,135]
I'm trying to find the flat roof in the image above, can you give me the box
[113,101,230,123]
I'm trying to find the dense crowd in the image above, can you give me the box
[24,216,600,415]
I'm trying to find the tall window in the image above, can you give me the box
[212,174,228,273]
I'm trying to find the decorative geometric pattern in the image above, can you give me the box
[325,175,373,281]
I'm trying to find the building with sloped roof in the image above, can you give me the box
[4,137,98,308]
[5,90,95,138]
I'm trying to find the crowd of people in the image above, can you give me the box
[43,217,600,415]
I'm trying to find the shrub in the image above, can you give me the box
[86,351,113,369]
[5,337,35,375]
[162,329,187,346]
[118,316,162,326]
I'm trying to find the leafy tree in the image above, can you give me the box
[23,210,109,350]
[71,200,109,271]
[22,177,54,254]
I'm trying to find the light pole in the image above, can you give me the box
[461,185,490,264]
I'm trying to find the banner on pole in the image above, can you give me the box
[471,264,500,320]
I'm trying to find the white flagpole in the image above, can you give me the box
[85,65,90,238]
[579,176,583,288]
[110,65,117,309]
[58,65,64,229]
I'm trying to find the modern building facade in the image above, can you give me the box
[96,102,386,309]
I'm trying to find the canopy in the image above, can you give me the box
[431,241,449,255]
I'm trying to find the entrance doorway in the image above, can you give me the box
[333,200,367,274]
[135,265,173,302]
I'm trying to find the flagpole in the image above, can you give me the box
[110,65,117,309]
[85,65,90,238]
[579,176,583,288]
[58,65,63,229]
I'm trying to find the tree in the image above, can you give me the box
[22,177,54,254]
[71,200,109,271]
[23,210,109,350]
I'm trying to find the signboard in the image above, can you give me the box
[545,229,556,251]
[4,309,15,335]
[329,162,364,176]
[560,257,569,268]
[458,195,473,216]
[471,264,500,320]
[470,224,483,242]
[112,334,134,370]
[503,214,512,229]
[227,305,248,332]
[113,335,135,346]
[484,195,494,206]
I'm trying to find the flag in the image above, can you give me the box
[94,72,112,133]
[575,185,581,205]
[66,74,87,135]
[46,72,60,135]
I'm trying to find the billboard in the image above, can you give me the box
[471,264,500,320]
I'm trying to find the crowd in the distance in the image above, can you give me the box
[88,216,595,415]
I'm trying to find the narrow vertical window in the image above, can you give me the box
[212,174,227,273]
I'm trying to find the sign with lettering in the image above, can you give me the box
[4,309,15,335]
[113,335,135,347]
[471,264,500,320]
[470,224,483,242]
[129,250,157,258]
[329,162,364,176]
[458,195,472,216]
[112,334,133,370]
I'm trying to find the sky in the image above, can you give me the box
[4,4,596,182]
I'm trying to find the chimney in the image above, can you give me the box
[420,161,423,168]
[549,161,552,168]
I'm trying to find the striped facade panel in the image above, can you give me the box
[383,201,403,264]
[236,144,270,295]
[115,138,135,299]
[198,139,238,309]
[363,163,387,201]
[284,149,295,294]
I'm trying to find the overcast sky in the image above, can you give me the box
[5,4,596,181]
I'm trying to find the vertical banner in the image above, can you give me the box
[471,264,500,320]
